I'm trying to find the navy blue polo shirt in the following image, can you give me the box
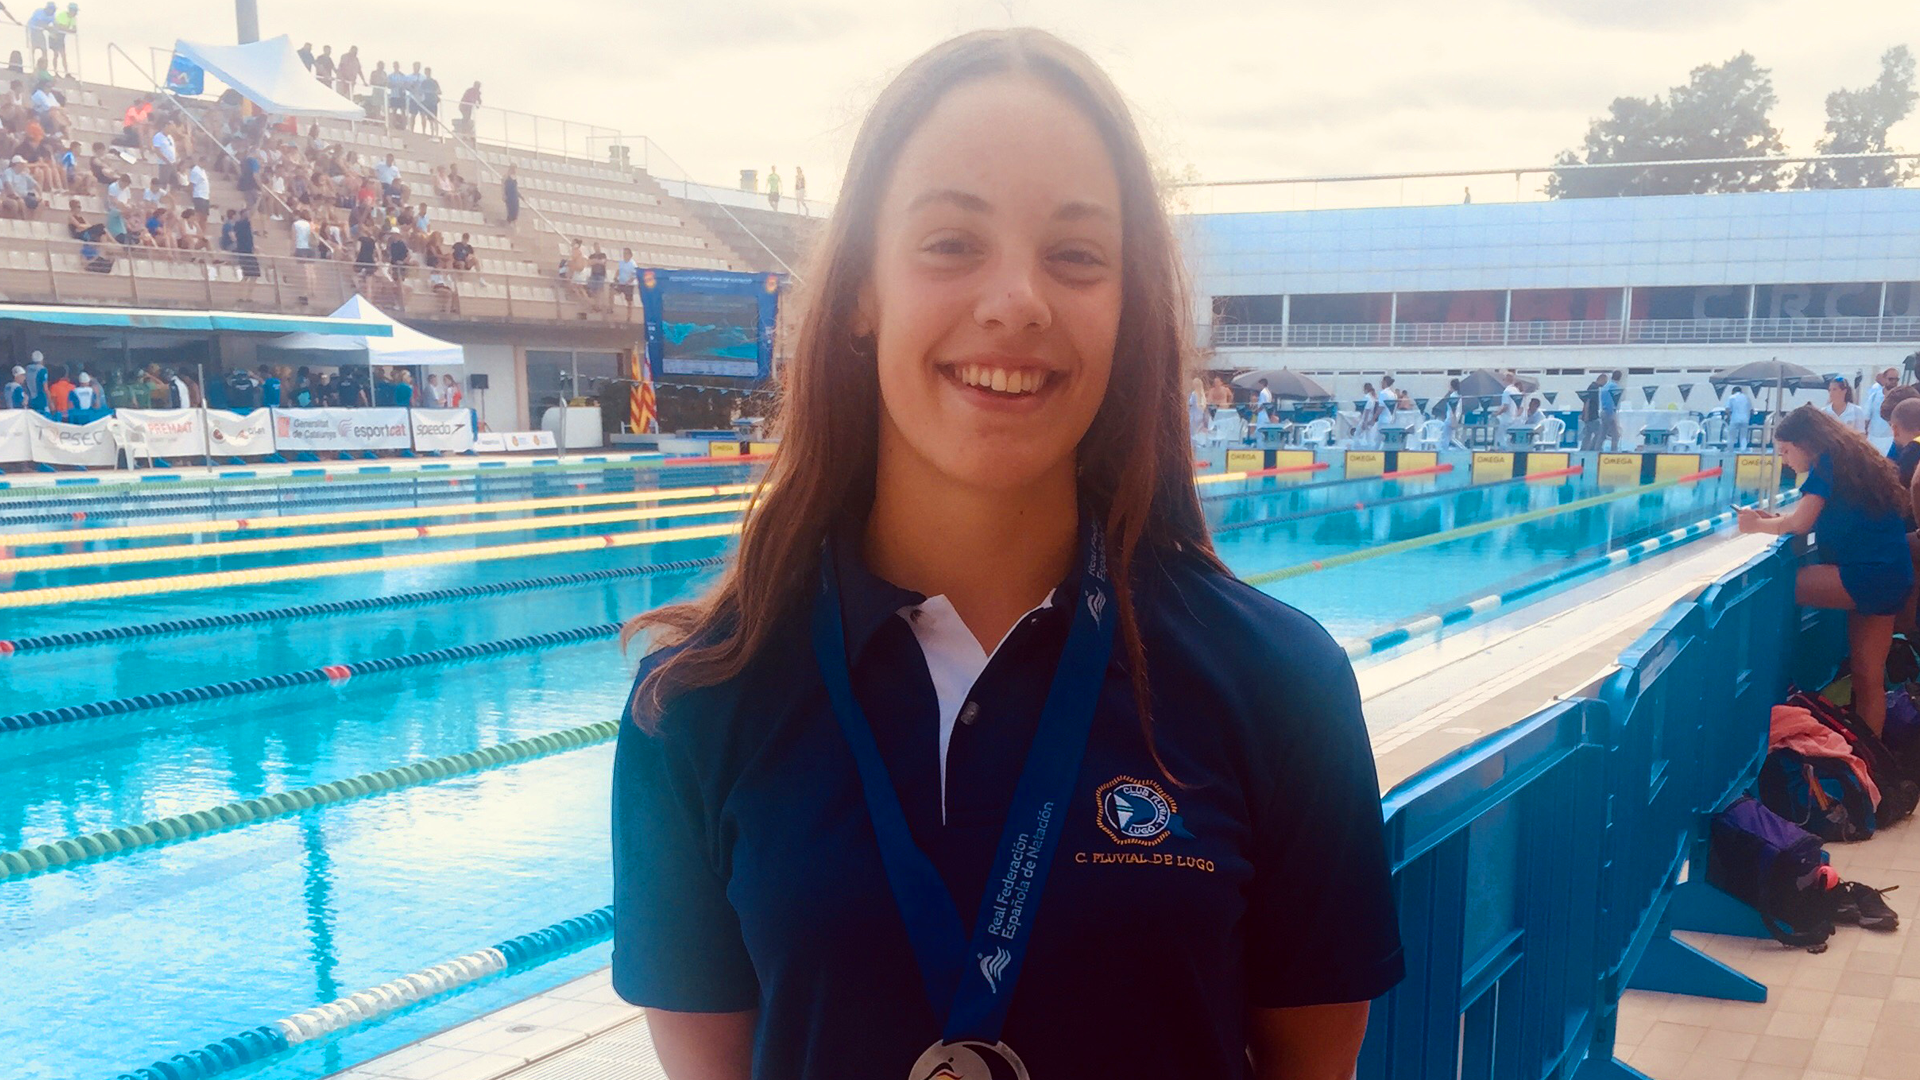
[612,542,1404,1078]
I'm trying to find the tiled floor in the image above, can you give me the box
[1615,815,1920,1080]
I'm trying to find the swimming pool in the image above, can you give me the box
[0,456,1744,1080]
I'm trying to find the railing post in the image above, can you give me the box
[203,251,215,306]
[44,238,57,301]
[127,250,139,303]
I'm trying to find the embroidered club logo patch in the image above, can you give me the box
[1094,775,1191,846]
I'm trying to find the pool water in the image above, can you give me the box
[0,459,1739,1080]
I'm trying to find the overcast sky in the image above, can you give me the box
[65,0,1920,207]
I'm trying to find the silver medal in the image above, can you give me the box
[908,1039,1030,1080]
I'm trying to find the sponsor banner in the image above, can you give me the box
[28,413,117,467]
[473,432,507,453]
[1224,449,1265,474]
[1344,450,1385,479]
[1471,452,1514,482]
[0,411,29,463]
[118,409,207,458]
[1654,453,1703,481]
[272,408,411,452]
[1271,449,1317,478]
[707,441,743,457]
[1392,451,1439,473]
[1598,453,1643,485]
[409,409,476,454]
[748,441,780,456]
[503,430,557,451]
[1526,452,1571,474]
[1735,453,1777,489]
[207,409,275,455]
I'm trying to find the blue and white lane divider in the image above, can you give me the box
[1338,493,1797,661]
[109,907,614,1080]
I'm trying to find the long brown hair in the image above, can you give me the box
[623,28,1224,736]
[1777,404,1905,517]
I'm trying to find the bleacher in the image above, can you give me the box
[0,74,783,321]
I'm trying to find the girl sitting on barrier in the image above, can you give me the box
[1740,404,1914,735]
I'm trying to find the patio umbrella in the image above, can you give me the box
[1712,359,1822,509]
[1229,368,1332,399]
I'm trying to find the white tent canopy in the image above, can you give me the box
[172,35,364,120]
[266,295,465,366]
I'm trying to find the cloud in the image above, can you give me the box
[1526,0,1787,30]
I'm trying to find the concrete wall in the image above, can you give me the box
[461,344,524,432]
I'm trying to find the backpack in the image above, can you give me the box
[1706,796,1836,951]
[1789,689,1920,826]
[1759,749,1877,842]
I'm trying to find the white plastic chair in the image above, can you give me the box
[1669,418,1704,450]
[1532,417,1566,449]
[1302,418,1334,447]
[1414,419,1447,450]
[1210,410,1245,446]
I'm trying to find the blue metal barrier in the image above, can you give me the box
[1359,537,1846,1080]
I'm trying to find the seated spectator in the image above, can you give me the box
[0,154,39,217]
[19,124,58,192]
[177,207,208,252]
[1739,404,1916,736]
[65,195,102,240]
[449,165,480,210]
[121,96,154,151]
[451,231,476,271]
[59,139,81,193]
[28,76,65,136]
[374,153,404,201]
[86,142,114,190]
[432,165,454,201]
[0,79,26,131]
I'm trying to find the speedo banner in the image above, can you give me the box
[271,408,411,452]
[0,411,28,463]
[27,413,118,467]
[409,409,475,453]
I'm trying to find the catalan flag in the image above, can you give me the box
[628,347,658,434]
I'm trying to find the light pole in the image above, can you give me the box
[235,0,259,43]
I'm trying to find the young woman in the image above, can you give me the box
[1825,377,1869,435]
[612,29,1402,1080]
[1740,405,1914,734]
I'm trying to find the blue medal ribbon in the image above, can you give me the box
[812,521,1116,1044]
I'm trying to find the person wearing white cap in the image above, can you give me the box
[69,370,98,412]
[24,348,46,411]
[4,366,28,410]
[0,154,39,218]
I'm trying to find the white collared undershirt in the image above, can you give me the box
[898,591,1055,823]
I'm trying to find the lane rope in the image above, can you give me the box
[104,906,615,1080]
[0,496,751,574]
[0,483,756,547]
[1214,465,1582,532]
[0,622,625,731]
[1200,462,1456,503]
[1193,462,1329,486]
[0,720,619,881]
[1242,467,1724,586]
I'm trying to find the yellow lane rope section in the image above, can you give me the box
[0,483,758,548]
[0,520,745,609]
[0,498,752,574]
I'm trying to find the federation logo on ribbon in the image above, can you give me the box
[1094,776,1192,847]
[978,946,1011,993]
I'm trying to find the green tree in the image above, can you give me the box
[1548,53,1786,198]
[1798,46,1917,189]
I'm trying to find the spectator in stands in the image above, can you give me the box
[765,164,780,210]
[385,227,411,298]
[387,62,410,128]
[85,140,111,186]
[336,47,362,99]
[58,138,78,190]
[19,123,58,192]
[615,247,638,317]
[794,166,807,213]
[587,245,609,310]
[151,122,177,172]
[503,164,518,227]
[232,205,259,290]
[29,77,64,136]
[312,45,335,87]
[104,171,130,240]
[566,238,588,300]
[176,206,207,254]
[298,42,315,70]
[450,165,479,209]
[375,153,403,201]
[1741,405,1915,736]
[45,363,71,418]
[185,155,209,219]
[64,194,98,239]
[451,231,476,272]
[3,366,26,409]
[121,96,154,151]
[23,3,51,71]
[367,60,388,113]
[418,66,441,135]
[47,3,72,77]
[140,173,163,213]
[459,81,481,127]
[0,154,39,217]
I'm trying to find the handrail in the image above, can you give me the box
[637,137,802,280]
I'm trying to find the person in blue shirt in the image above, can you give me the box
[1741,405,1915,735]
[3,365,27,410]
[391,368,413,408]
[611,29,1403,1080]
[257,365,281,411]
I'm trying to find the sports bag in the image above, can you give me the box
[1706,796,1835,951]
[1759,749,1877,842]
[1788,689,1919,826]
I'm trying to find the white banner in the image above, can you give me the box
[118,409,207,459]
[473,431,507,453]
[0,411,27,463]
[28,413,118,467]
[504,430,558,451]
[409,409,475,453]
[271,408,411,452]
[206,409,276,456]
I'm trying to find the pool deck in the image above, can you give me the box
[329,530,1789,1080]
